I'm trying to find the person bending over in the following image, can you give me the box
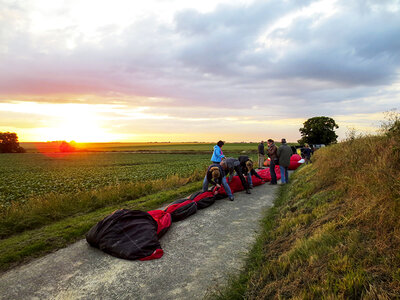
[224,157,251,194]
[202,162,234,201]
[238,155,263,188]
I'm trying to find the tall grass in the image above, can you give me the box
[210,131,400,299]
[0,170,204,239]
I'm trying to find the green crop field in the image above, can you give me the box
[0,152,214,207]
[0,146,259,208]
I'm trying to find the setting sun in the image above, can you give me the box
[0,102,120,142]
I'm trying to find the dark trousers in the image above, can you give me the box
[269,160,277,184]
[234,166,249,190]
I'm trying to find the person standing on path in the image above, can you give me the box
[302,143,312,164]
[277,138,292,184]
[202,161,234,201]
[211,140,225,164]
[267,139,278,185]
[257,141,266,169]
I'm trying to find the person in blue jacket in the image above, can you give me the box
[211,140,225,163]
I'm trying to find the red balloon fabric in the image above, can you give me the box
[256,167,281,182]
[147,210,172,237]
[289,154,302,170]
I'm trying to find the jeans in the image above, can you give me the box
[202,175,233,198]
[246,172,253,187]
[269,160,277,184]
[279,166,289,184]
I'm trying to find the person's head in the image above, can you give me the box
[217,140,224,148]
[281,138,286,144]
[246,160,254,172]
[210,167,220,179]
[267,139,274,145]
[305,143,309,148]
[260,140,264,144]
[220,160,227,169]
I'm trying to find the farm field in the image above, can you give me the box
[0,152,215,207]
[20,142,261,153]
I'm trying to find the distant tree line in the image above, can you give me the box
[0,132,25,153]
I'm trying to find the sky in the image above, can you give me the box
[0,0,399,142]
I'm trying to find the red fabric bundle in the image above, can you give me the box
[147,210,172,237]
[256,167,281,182]
[289,154,302,170]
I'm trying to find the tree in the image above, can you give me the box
[298,116,339,145]
[0,132,25,153]
[59,141,76,152]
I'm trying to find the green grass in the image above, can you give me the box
[209,133,400,299]
[0,180,203,273]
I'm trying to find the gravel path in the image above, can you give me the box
[0,181,278,300]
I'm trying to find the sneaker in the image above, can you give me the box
[246,189,251,194]
[249,185,253,189]
[229,196,234,201]
[269,182,277,185]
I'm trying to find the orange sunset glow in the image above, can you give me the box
[1,1,399,142]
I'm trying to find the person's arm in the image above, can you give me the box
[228,169,233,183]
[216,147,225,160]
[207,171,214,185]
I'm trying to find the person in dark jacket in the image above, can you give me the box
[202,162,234,201]
[257,141,266,169]
[267,139,278,185]
[224,157,251,194]
[302,143,312,164]
[210,140,225,163]
[277,138,292,184]
[238,155,263,188]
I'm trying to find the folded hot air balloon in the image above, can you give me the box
[86,209,164,261]
[164,198,198,222]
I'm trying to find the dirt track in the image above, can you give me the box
[0,180,278,300]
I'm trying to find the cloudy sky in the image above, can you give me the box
[0,0,399,142]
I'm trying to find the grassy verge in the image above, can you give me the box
[209,133,400,299]
[0,180,202,273]
[0,170,204,238]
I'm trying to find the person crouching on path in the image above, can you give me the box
[211,140,225,163]
[203,161,234,201]
[258,141,266,169]
[277,138,292,184]
[267,139,278,185]
[238,155,263,189]
[224,157,251,194]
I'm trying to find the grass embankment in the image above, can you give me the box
[0,173,204,273]
[212,134,400,299]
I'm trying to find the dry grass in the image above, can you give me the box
[0,170,204,238]
[210,132,400,299]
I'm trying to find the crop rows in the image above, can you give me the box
[0,152,211,208]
